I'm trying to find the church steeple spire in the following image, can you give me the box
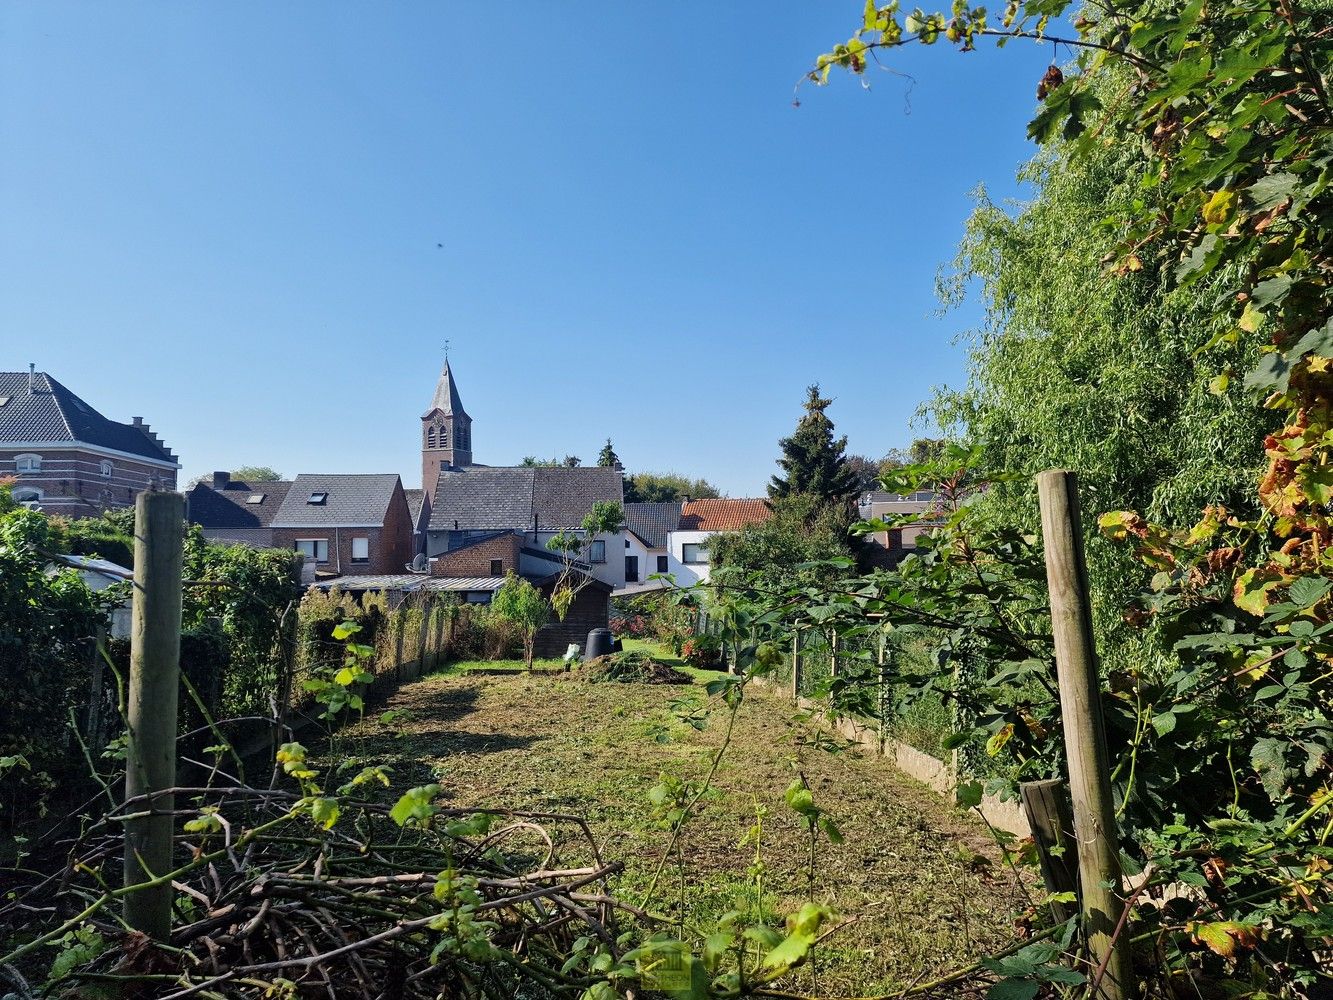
[426,359,468,419]
[421,356,473,496]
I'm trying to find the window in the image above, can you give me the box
[100,460,113,478]
[682,543,709,564]
[427,427,436,448]
[439,425,448,448]
[465,591,491,604]
[245,494,265,505]
[625,556,639,582]
[295,539,329,562]
[588,539,606,563]
[657,555,669,574]
[351,537,369,563]
[489,558,503,576]
[0,396,9,407]
[15,453,41,473]
[13,487,42,507]
[307,492,328,505]
[625,538,631,548]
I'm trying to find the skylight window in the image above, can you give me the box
[0,396,10,407]
[246,494,265,505]
[307,492,328,505]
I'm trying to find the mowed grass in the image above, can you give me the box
[329,665,1029,995]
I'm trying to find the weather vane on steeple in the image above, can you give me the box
[443,339,450,362]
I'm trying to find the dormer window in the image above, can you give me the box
[15,453,41,474]
[100,460,114,478]
[307,491,328,505]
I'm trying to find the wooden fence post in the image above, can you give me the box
[1020,778,1080,924]
[876,635,890,750]
[123,490,185,941]
[791,632,803,701]
[829,631,840,678]
[433,604,447,669]
[393,609,406,680]
[1037,469,1136,1000]
[415,597,432,678]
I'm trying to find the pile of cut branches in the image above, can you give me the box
[585,650,689,686]
[0,753,629,1000]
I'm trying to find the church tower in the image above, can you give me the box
[422,358,473,496]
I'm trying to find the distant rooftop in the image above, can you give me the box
[678,498,772,533]
[0,370,177,466]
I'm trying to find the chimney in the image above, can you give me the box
[28,363,35,393]
[132,416,144,427]
[212,471,231,489]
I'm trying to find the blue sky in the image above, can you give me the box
[1,4,1053,496]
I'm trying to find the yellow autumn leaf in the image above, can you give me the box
[1202,189,1237,225]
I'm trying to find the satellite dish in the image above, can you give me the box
[410,553,428,573]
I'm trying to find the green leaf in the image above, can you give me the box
[1151,711,1177,738]
[987,980,1039,1000]
[390,784,441,827]
[1287,576,1331,609]
[310,797,340,829]
[331,621,360,641]
[955,780,983,808]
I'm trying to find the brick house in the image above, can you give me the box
[269,473,414,576]
[186,472,293,547]
[0,367,178,513]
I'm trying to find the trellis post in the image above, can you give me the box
[123,489,185,941]
[791,631,803,702]
[1037,470,1136,1000]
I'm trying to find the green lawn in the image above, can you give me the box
[328,666,1029,995]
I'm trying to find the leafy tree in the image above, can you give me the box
[709,493,854,587]
[187,466,283,488]
[520,455,582,468]
[490,573,551,669]
[843,454,884,494]
[0,482,107,823]
[930,108,1276,660]
[545,501,625,619]
[623,472,721,504]
[231,466,283,482]
[597,439,620,468]
[768,385,859,507]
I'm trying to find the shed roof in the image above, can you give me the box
[271,474,402,528]
[0,371,177,465]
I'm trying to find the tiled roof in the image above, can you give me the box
[0,371,177,465]
[271,474,402,528]
[188,480,293,529]
[404,488,427,525]
[624,501,681,549]
[431,468,535,530]
[533,467,622,529]
[424,360,467,417]
[679,498,772,532]
[310,575,507,593]
[429,466,623,532]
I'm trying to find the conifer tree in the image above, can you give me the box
[768,385,860,506]
[597,438,620,468]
